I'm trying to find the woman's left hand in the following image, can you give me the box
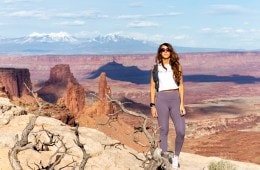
[180,105,186,116]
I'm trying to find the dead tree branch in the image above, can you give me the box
[8,83,81,169]
[106,95,157,150]
[73,123,90,170]
[104,94,174,169]
[24,83,42,111]
[8,109,39,169]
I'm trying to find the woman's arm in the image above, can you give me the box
[150,70,158,118]
[178,65,186,116]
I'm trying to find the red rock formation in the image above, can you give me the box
[97,72,113,116]
[63,76,85,117]
[0,85,8,98]
[37,64,74,103]
[79,72,113,118]
[38,64,86,118]
[0,68,32,99]
[46,64,73,85]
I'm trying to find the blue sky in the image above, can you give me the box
[0,0,260,50]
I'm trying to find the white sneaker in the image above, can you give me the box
[171,156,179,169]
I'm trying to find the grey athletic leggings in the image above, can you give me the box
[155,90,185,156]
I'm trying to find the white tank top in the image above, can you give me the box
[158,64,179,91]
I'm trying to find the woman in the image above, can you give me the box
[150,42,186,169]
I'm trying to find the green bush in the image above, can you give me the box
[208,160,236,170]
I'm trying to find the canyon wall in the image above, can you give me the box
[37,64,113,119]
[0,68,32,99]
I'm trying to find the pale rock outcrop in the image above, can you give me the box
[0,97,259,170]
[0,111,144,169]
[0,97,27,125]
[3,117,143,169]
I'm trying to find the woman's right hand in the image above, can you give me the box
[151,107,158,118]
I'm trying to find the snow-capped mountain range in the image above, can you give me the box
[0,32,250,55]
[26,32,78,43]
[0,32,161,54]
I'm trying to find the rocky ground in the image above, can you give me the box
[0,97,259,170]
[1,52,260,169]
[80,78,260,166]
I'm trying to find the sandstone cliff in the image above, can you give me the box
[37,64,113,121]
[0,68,32,99]
[37,64,74,103]
[97,72,113,116]
[63,76,85,117]
[37,64,85,116]
[34,64,86,125]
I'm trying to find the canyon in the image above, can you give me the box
[0,52,260,167]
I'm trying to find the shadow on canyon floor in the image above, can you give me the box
[87,61,150,84]
[186,105,243,118]
[184,74,260,84]
[118,96,150,115]
[86,61,260,84]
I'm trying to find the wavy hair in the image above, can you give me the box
[155,42,182,85]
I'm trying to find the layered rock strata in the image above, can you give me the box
[97,72,113,116]
[38,64,114,124]
[38,64,86,119]
[0,68,32,99]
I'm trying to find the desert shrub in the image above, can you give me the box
[208,160,236,170]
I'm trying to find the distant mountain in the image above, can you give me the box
[0,32,255,55]
[0,32,158,55]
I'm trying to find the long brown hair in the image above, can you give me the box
[155,42,182,85]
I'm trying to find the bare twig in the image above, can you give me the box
[73,123,90,170]
[103,94,173,169]
[24,82,42,111]
[9,83,76,170]
[103,142,126,150]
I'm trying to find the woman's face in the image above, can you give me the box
[160,45,171,59]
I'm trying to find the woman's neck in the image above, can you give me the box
[162,58,170,65]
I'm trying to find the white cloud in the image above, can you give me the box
[3,0,36,4]
[8,10,46,19]
[197,26,260,49]
[123,32,163,42]
[28,32,73,38]
[6,9,107,21]
[201,27,249,34]
[74,31,101,38]
[55,10,108,19]
[200,27,260,42]
[172,34,189,40]
[207,4,251,15]
[57,20,85,26]
[129,2,143,8]
[117,12,181,20]
[201,27,212,32]
[250,28,260,33]
[217,27,247,34]
[148,12,182,17]
[117,15,142,19]
[127,21,159,28]
[235,29,246,33]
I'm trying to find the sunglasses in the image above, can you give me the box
[160,48,171,52]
